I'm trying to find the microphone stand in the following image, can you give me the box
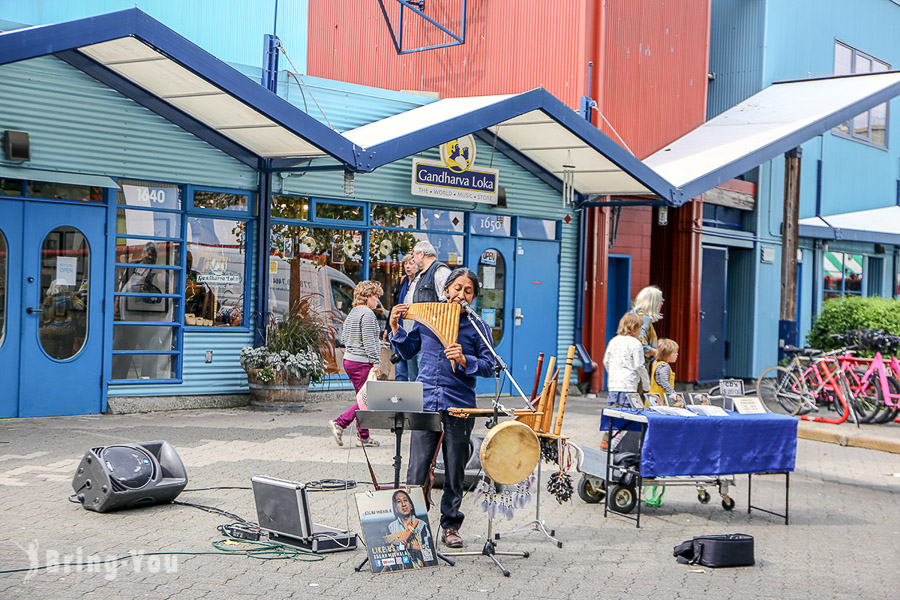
[463,305,563,549]
[443,306,531,577]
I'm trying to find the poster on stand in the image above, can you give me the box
[355,488,438,573]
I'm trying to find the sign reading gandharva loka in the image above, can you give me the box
[411,135,499,204]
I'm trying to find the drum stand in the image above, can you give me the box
[443,311,533,576]
[494,455,563,548]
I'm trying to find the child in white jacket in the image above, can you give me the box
[603,313,651,407]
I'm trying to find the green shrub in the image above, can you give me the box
[807,296,900,352]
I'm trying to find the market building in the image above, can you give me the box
[0,7,676,417]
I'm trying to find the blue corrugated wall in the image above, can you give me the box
[709,0,900,379]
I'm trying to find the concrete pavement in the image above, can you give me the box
[1,394,898,599]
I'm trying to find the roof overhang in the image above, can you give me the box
[799,206,900,246]
[0,8,359,169]
[645,71,900,200]
[344,88,684,205]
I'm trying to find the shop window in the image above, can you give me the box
[193,190,249,212]
[421,208,465,232]
[0,230,6,346]
[185,217,248,327]
[272,194,309,220]
[517,217,557,240]
[118,181,181,209]
[823,251,864,301]
[0,178,22,196]
[315,201,363,222]
[268,223,363,373]
[476,248,505,345]
[470,213,511,236]
[112,181,181,382]
[834,41,889,146]
[37,226,89,361]
[27,181,102,202]
[703,204,743,230]
[370,204,417,228]
[368,229,465,310]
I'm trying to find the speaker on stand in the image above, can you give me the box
[71,441,188,513]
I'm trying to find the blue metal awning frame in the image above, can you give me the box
[349,88,684,205]
[0,8,361,170]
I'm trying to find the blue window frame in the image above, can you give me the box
[834,40,890,148]
[823,251,864,301]
[111,181,255,383]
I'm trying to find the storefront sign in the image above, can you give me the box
[411,135,499,204]
[122,184,178,210]
[55,257,77,286]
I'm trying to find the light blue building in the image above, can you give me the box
[0,6,675,417]
[702,0,900,380]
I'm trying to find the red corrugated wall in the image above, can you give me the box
[306,0,710,383]
[596,0,711,159]
[306,0,596,108]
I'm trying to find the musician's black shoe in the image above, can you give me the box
[442,528,464,548]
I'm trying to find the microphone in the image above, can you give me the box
[459,300,481,321]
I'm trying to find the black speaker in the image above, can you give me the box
[2,130,30,162]
[71,441,188,513]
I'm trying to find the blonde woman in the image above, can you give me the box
[631,285,664,368]
[331,280,384,447]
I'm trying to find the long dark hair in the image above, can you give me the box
[444,267,480,298]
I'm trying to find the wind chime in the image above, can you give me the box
[561,150,576,208]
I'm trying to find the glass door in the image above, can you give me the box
[16,201,107,416]
[467,236,515,395]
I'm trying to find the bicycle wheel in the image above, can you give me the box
[756,366,810,415]
[830,374,859,425]
[875,375,900,423]
[848,368,884,424]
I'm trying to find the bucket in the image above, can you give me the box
[247,369,309,412]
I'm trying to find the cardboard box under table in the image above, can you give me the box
[599,409,798,527]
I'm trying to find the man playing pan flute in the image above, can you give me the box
[388,268,495,549]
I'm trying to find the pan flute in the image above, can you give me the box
[404,302,461,370]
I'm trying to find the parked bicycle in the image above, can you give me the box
[755,344,859,426]
[833,329,900,424]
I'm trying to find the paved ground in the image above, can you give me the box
[1,394,898,599]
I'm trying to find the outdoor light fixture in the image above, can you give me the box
[562,151,575,207]
[343,171,355,196]
[657,205,669,226]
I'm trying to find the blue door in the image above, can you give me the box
[605,255,632,346]
[698,246,728,383]
[467,236,515,395]
[0,199,24,418]
[9,201,107,417]
[511,239,560,400]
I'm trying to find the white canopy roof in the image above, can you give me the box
[645,71,900,200]
[344,89,680,202]
[799,205,900,245]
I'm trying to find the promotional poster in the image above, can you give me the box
[355,488,438,573]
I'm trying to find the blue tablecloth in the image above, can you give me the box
[600,410,798,478]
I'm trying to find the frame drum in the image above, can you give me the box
[479,420,540,485]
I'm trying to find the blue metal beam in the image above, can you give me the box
[0,8,361,168]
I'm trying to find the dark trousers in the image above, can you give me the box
[406,411,474,531]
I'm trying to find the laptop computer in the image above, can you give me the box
[251,475,357,553]
[364,381,424,412]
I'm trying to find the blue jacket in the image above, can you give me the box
[390,315,495,411]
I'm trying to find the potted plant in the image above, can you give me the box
[240,296,330,411]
